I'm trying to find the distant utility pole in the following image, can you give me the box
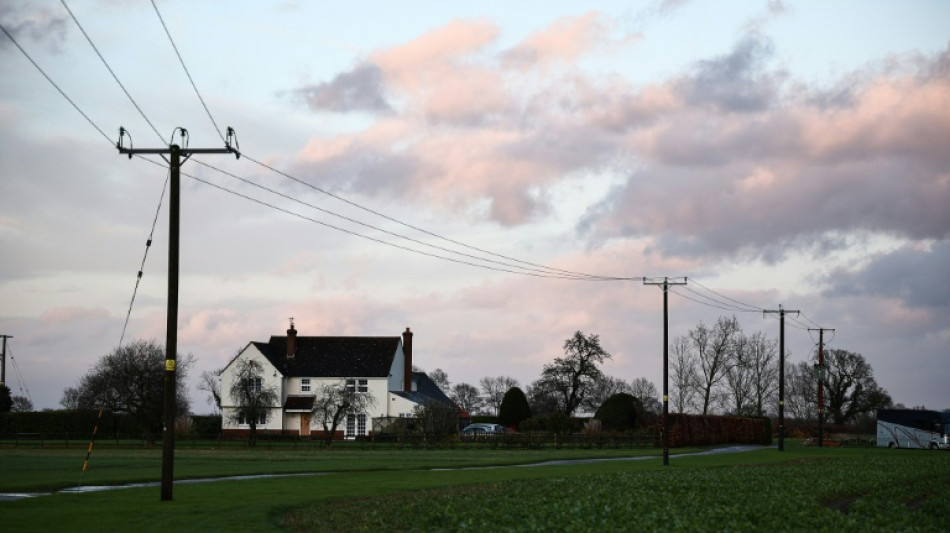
[764,305,799,452]
[116,127,239,502]
[808,327,834,448]
[0,335,12,385]
[644,276,687,466]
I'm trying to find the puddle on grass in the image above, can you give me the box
[2,446,767,501]
[0,472,323,501]
[430,445,767,471]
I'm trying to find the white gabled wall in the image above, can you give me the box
[388,341,406,393]
[220,344,283,431]
[388,393,418,419]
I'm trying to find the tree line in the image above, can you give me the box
[669,316,893,424]
[42,318,898,443]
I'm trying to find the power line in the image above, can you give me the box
[182,166,635,280]
[192,158,629,280]
[240,153,622,281]
[60,0,164,143]
[670,285,760,312]
[6,345,33,405]
[0,22,111,143]
[6,19,632,283]
[113,1,631,281]
[688,278,765,312]
[149,0,225,143]
[119,167,170,347]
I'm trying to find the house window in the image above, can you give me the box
[345,413,367,437]
[346,379,368,393]
[301,378,310,393]
[243,376,262,395]
[238,412,267,425]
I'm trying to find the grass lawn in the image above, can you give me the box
[1,444,947,532]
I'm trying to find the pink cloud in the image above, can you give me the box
[502,12,638,70]
[39,306,111,324]
[372,19,499,95]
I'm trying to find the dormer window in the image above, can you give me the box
[346,378,368,393]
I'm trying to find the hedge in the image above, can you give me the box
[0,411,223,439]
[660,413,771,447]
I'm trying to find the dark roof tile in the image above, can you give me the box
[255,336,400,378]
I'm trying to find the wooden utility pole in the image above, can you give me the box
[808,327,834,448]
[0,335,11,385]
[764,305,799,452]
[644,276,687,466]
[116,127,238,501]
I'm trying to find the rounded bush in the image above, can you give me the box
[498,387,532,429]
[594,393,640,432]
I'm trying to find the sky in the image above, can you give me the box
[1,0,948,414]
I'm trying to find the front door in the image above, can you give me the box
[300,413,311,437]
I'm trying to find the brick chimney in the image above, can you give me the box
[402,327,413,392]
[287,318,297,359]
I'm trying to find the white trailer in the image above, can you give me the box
[877,408,950,450]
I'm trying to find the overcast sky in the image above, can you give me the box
[1,0,948,414]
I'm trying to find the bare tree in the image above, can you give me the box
[428,368,451,394]
[586,375,632,412]
[540,331,612,416]
[723,332,755,415]
[670,335,698,413]
[525,377,560,418]
[693,316,740,415]
[311,379,377,447]
[629,377,661,416]
[412,399,458,441]
[72,340,193,441]
[198,369,222,413]
[11,396,33,412]
[450,382,482,414]
[746,331,778,416]
[479,376,519,416]
[60,386,82,410]
[228,359,279,447]
[822,349,892,424]
[784,360,817,422]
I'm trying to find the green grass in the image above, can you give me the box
[0,445,665,492]
[1,445,947,532]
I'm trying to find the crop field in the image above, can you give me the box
[1,443,947,532]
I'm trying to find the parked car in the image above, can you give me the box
[460,423,506,438]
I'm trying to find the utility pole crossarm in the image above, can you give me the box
[115,126,240,159]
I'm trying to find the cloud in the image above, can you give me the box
[290,15,948,258]
[581,45,950,260]
[0,2,69,52]
[657,0,693,15]
[824,241,950,310]
[501,11,639,70]
[678,35,784,112]
[294,63,390,113]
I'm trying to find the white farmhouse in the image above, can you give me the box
[220,323,456,439]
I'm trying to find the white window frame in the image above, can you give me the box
[238,411,267,426]
[301,378,310,393]
[346,378,368,393]
[245,376,262,395]
[345,413,367,437]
